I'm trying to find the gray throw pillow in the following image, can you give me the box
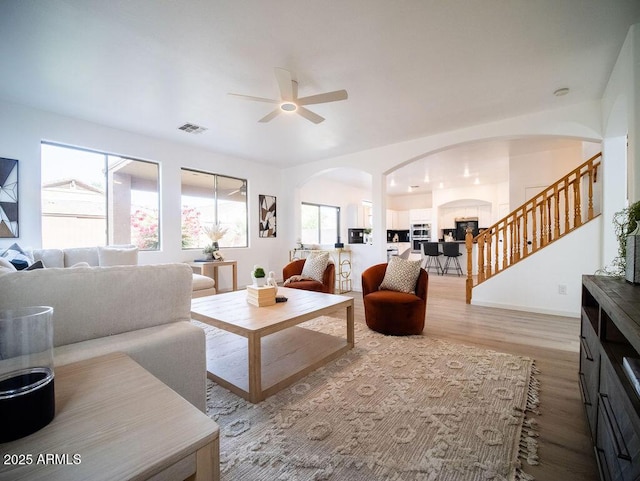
[301,251,330,283]
[379,256,422,293]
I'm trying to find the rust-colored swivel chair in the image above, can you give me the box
[282,258,335,294]
[361,263,428,335]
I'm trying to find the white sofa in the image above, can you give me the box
[31,246,216,297]
[0,262,207,412]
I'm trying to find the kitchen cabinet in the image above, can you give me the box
[441,205,492,230]
[347,203,372,228]
[386,209,410,229]
[410,208,432,223]
[397,210,410,229]
[386,210,398,229]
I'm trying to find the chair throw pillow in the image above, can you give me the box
[379,256,422,294]
[300,251,330,283]
[98,245,139,266]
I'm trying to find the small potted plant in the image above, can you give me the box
[251,265,266,287]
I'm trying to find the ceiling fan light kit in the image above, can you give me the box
[229,68,348,124]
[280,102,297,112]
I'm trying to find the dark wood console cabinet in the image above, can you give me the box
[580,275,640,481]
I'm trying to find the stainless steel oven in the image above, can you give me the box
[410,223,431,252]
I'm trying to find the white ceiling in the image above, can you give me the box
[0,1,637,177]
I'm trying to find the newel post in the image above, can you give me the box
[465,228,473,304]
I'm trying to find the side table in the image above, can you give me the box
[0,353,220,481]
[190,259,238,292]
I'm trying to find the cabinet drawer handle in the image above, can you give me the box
[578,373,591,406]
[580,336,593,361]
[599,393,631,461]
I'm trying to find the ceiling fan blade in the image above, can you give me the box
[298,89,348,106]
[227,93,279,104]
[258,109,281,123]
[297,107,325,124]
[274,68,294,101]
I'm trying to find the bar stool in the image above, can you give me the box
[421,242,443,275]
[442,242,463,276]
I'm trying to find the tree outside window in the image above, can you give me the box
[180,168,248,249]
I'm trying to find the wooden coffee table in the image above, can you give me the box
[0,353,219,481]
[191,286,354,403]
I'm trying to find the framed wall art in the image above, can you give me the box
[0,157,18,238]
[259,194,276,238]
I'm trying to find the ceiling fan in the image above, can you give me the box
[228,68,348,124]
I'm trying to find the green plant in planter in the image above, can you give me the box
[252,266,266,278]
[600,200,640,277]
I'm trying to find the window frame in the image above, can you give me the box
[180,167,249,249]
[40,141,161,250]
[301,201,341,246]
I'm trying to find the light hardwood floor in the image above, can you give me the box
[347,274,599,481]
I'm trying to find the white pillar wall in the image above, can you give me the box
[601,136,628,270]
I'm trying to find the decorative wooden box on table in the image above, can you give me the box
[579,275,640,481]
[246,285,277,307]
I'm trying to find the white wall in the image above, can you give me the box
[508,143,585,208]
[432,182,509,238]
[387,193,431,211]
[282,100,602,267]
[298,171,377,290]
[472,217,602,317]
[0,99,288,291]
[600,23,639,270]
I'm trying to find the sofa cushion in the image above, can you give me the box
[98,245,138,266]
[53,321,206,412]
[0,263,193,346]
[33,248,64,268]
[64,247,99,266]
[379,256,422,294]
[192,273,215,291]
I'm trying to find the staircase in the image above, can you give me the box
[465,153,602,304]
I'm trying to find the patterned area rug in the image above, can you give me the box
[200,316,540,481]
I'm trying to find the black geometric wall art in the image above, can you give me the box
[259,194,276,238]
[0,157,18,238]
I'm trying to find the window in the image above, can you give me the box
[301,202,340,245]
[41,143,160,250]
[180,168,247,248]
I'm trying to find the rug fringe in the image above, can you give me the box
[516,360,540,481]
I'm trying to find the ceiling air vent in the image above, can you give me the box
[178,123,208,134]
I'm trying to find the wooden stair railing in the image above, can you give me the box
[465,152,602,304]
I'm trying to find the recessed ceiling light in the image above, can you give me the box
[554,87,570,97]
